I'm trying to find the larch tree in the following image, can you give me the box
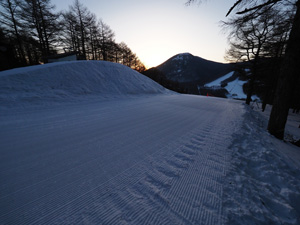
[61,11,80,53]
[0,0,146,72]
[21,0,60,62]
[0,0,26,65]
[98,20,115,61]
[68,0,94,60]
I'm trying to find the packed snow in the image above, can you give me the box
[0,61,299,224]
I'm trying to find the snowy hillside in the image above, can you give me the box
[0,62,299,224]
[204,71,247,99]
[204,71,260,100]
[0,61,169,108]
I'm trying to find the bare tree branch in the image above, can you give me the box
[185,0,204,6]
[226,0,243,17]
[226,0,283,17]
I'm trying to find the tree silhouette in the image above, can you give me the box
[0,0,145,72]
[0,0,27,66]
[21,0,60,62]
[187,0,300,139]
[223,7,293,105]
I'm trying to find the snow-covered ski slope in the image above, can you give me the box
[0,61,299,224]
[204,72,253,100]
[204,71,235,87]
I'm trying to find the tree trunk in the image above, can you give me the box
[246,58,258,105]
[37,0,49,60]
[7,0,26,65]
[267,0,300,139]
[246,72,255,105]
[79,16,86,60]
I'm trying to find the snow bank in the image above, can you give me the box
[0,61,169,107]
[224,106,300,224]
[253,104,300,163]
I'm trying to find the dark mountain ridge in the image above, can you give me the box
[143,53,300,107]
[143,53,235,94]
[155,53,233,84]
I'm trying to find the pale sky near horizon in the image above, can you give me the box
[51,0,236,68]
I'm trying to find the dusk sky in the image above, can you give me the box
[51,0,236,68]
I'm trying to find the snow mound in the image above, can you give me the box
[0,61,169,107]
[224,107,300,224]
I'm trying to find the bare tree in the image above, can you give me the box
[61,11,80,53]
[0,0,26,65]
[0,0,145,73]
[97,20,115,61]
[224,7,291,105]
[68,0,94,60]
[117,42,145,71]
[188,0,300,139]
[21,0,60,62]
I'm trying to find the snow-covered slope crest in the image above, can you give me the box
[0,61,169,106]
[155,53,232,83]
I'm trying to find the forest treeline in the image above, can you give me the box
[0,0,146,72]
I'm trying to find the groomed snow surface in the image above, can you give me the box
[0,61,299,225]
